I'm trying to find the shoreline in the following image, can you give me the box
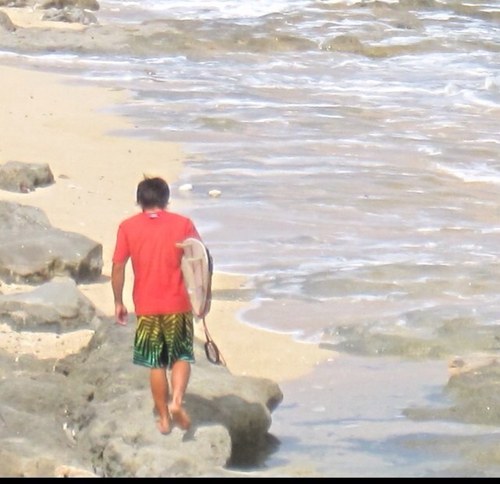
[0,59,334,383]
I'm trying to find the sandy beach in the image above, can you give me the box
[0,14,333,383]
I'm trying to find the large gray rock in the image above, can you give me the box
[0,0,29,6]
[0,161,54,193]
[57,319,282,476]
[0,281,283,477]
[0,276,99,331]
[0,201,103,283]
[37,0,100,11]
[0,10,16,32]
[41,7,98,25]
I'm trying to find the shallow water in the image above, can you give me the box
[1,0,499,476]
[269,354,500,477]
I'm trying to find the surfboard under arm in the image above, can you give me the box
[177,238,212,319]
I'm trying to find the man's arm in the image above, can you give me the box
[111,261,128,325]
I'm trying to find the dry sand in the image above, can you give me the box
[0,11,334,383]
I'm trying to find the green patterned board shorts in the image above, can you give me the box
[134,313,195,369]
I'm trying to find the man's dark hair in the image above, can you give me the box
[136,176,170,209]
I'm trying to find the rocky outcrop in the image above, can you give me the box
[0,278,283,477]
[0,9,15,31]
[0,276,99,331]
[0,0,99,27]
[60,320,282,476]
[38,0,100,11]
[41,7,97,24]
[0,200,103,283]
[0,161,54,193]
[0,0,29,7]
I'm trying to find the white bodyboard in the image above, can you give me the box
[177,237,212,319]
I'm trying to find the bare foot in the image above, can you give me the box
[169,406,191,430]
[154,406,172,434]
[156,414,172,435]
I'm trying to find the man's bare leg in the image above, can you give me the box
[169,360,191,430]
[150,368,171,434]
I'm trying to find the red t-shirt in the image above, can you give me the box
[112,210,200,315]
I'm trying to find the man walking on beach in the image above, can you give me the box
[111,176,201,434]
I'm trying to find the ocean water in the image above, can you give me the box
[1,0,500,476]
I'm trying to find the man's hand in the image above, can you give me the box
[115,302,128,326]
[112,261,128,325]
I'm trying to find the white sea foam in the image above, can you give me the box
[435,162,500,184]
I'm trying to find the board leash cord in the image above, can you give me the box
[202,316,226,366]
